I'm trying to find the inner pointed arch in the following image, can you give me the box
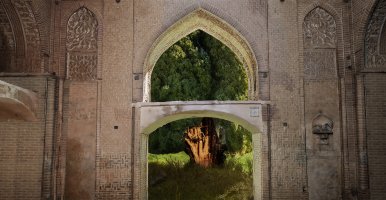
[143,8,258,102]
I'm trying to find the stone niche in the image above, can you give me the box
[312,113,333,145]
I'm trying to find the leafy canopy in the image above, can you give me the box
[149,30,250,154]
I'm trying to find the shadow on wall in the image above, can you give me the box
[0,31,15,72]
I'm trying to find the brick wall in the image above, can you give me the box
[63,81,97,200]
[267,0,307,199]
[2,1,386,199]
[352,0,386,199]
[0,75,56,200]
[363,74,386,199]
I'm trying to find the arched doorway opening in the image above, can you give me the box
[132,101,265,200]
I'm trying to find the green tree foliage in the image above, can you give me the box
[149,30,250,154]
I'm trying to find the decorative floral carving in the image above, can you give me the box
[365,0,386,69]
[66,7,98,51]
[67,53,97,81]
[66,7,98,81]
[303,7,336,49]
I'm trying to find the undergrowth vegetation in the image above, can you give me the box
[148,152,253,200]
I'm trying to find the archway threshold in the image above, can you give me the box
[0,80,38,121]
[132,100,269,200]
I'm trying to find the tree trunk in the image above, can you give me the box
[184,118,225,167]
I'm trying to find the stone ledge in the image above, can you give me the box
[0,80,38,121]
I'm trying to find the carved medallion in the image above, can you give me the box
[303,7,336,49]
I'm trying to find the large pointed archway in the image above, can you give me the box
[143,8,258,102]
[134,8,266,200]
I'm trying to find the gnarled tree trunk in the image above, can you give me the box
[184,118,225,167]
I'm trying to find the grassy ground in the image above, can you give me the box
[148,152,253,200]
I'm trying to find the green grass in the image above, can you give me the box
[148,151,190,165]
[224,152,253,174]
[148,152,253,200]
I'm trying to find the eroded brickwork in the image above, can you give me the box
[0,0,385,200]
[0,76,56,200]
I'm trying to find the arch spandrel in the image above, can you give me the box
[143,8,258,102]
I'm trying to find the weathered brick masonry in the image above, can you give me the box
[0,0,386,200]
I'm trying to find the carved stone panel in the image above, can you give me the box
[304,49,337,81]
[312,113,334,145]
[66,7,98,81]
[303,7,336,49]
[66,7,98,51]
[13,0,40,49]
[365,0,386,70]
[67,53,97,81]
[13,0,41,72]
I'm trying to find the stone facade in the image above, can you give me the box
[0,0,385,200]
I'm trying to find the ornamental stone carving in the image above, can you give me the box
[13,0,40,49]
[66,7,98,51]
[303,7,336,49]
[67,53,97,81]
[66,7,98,81]
[312,113,333,144]
[365,0,386,69]
[13,0,41,72]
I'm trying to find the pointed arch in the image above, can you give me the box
[0,0,26,72]
[364,0,386,71]
[143,8,258,102]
